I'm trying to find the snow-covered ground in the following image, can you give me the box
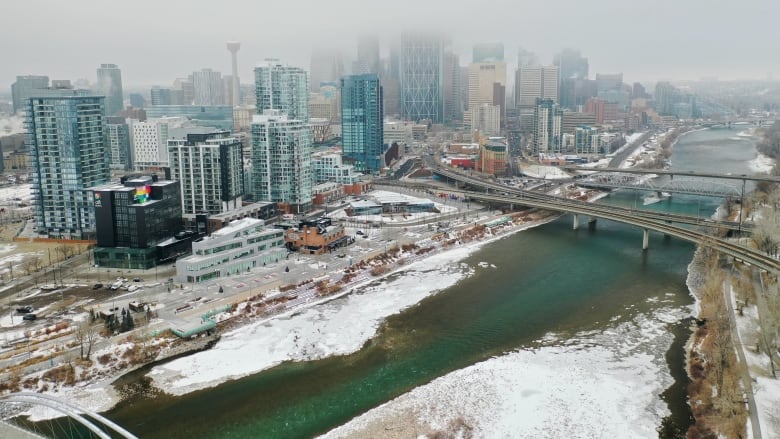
[147,232,508,395]
[730,285,780,439]
[520,164,571,179]
[0,115,24,136]
[749,153,775,174]
[329,190,459,224]
[0,243,41,279]
[321,305,690,439]
[0,184,33,203]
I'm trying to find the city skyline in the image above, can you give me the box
[1,0,779,91]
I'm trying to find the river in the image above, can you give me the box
[59,127,765,438]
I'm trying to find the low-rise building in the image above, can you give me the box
[176,217,287,282]
[284,217,352,254]
[312,150,364,184]
[311,118,335,143]
[312,182,345,206]
[575,125,603,155]
[345,192,436,216]
[182,201,277,234]
[477,137,508,176]
[92,175,186,269]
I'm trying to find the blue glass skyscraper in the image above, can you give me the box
[399,32,444,123]
[341,74,384,173]
[27,91,111,239]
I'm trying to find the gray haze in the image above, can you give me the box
[1,0,779,89]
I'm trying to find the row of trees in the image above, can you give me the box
[17,244,82,277]
[757,121,780,162]
[747,164,780,377]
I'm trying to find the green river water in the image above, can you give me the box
[41,127,765,438]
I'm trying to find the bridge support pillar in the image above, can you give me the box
[572,214,579,230]
[588,216,597,225]
[642,228,649,250]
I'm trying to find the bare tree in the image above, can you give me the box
[74,321,100,361]
[20,256,38,275]
[54,244,68,262]
[752,207,780,258]
[756,282,780,378]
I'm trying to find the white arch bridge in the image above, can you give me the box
[579,174,742,197]
[0,392,137,439]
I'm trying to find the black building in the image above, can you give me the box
[92,175,185,269]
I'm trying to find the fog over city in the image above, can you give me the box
[1,0,779,88]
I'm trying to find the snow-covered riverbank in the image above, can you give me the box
[320,304,691,438]
[146,216,560,395]
[17,213,562,423]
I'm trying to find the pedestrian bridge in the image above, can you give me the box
[0,392,137,439]
[579,174,742,197]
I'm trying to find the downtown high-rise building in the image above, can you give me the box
[96,64,124,115]
[251,110,313,213]
[309,50,344,92]
[254,60,309,121]
[173,77,195,105]
[533,98,563,154]
[131,119,170,169]
[341,74,384,173]
[192,68,224,106]
[11,75,50,114]
[168,131,245,216]
[106,116,133,171]
[399,32,445,123]
[471,103,501,136]
[554,49,591,110]
[309,83,341,124]
[27,91,110,239]
[515,66,560,108]
[466,61,506,128]
[151,86,184,106]
[553,49,589,80]
[443,51,463,125]
[355,35,381,74]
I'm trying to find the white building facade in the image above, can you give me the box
[251,111,313,213]
[175,218,287,282]
[131,120,169,168]
[168,131,245,217]
[312,152,363,184]
[471,104,501,136]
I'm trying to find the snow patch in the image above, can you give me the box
[321,307,690,439]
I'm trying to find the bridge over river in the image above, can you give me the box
[563,166,780,198]
[429,168,779,275]
[0,392,138,439]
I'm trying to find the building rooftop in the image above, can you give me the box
[210,217,264,238]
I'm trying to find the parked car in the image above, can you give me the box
[92,283,104,290]
[16,306,33,314]
[133,278,142,282]
[22,313,36,321]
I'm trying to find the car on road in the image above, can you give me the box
[16,306,33,314]
[92,283,104,290]
[22,313,36,321]
[133,278,142,282]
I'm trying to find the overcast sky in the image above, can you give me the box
[1,0,778,90]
